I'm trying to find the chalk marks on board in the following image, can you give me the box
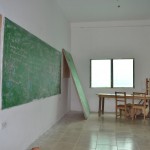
[2,18,61,109]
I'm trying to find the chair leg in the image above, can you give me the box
[116,108,118,119]
[120,109,122,118]
[143,108,146,120]
[124,110,127,119]
[132,108,135,120]
[135,109,137,119]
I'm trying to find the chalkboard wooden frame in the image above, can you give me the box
[2,17,61,109]
[0,15,2,109]
[62,49,90,119]
[63,53,70,78]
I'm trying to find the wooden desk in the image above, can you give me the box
[96,93,150,117]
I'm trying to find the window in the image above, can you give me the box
[90,59,134,88]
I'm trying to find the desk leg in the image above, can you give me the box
[102,97,104,114]
[98,97,101,117]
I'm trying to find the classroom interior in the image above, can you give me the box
[1,0,150,150]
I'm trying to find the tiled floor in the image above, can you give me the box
[27,112,150,150]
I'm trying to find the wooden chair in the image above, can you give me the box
[115,92,128,119]
[146,78,150,117]
[132,92,147,120]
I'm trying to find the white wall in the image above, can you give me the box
[0,1,71,150]
[71,20,150,112]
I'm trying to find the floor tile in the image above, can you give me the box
[27,112,150,150]
[74,147,96,150]
[96,145,118,150]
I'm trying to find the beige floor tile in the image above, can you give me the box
[80,130,98,136]
[58,135,79,143]
[138,146,150,150]
[79,132,98,141]
[96,145,118,150]
[74,146,96,150]
[117,142,140,150]
[97,137,116,145]
[49,142,75,150]
[76,140,97,149]
[27,112,150,150]
[116,137,135,143]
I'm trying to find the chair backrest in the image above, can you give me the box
[146,78,150,95]
[115,92,127,106]
[132,92,146,107]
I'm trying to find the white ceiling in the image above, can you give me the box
[56,0,150,22]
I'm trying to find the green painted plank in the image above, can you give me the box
[63,49,90,119]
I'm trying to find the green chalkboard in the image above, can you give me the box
[2,18,61,109]
[63,49,90,119]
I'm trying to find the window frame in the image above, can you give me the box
[90,58,135,88]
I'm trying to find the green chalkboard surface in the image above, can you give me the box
[63,49,90,119]
[2,18,61,109]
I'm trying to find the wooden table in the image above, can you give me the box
[96,93,150,117]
